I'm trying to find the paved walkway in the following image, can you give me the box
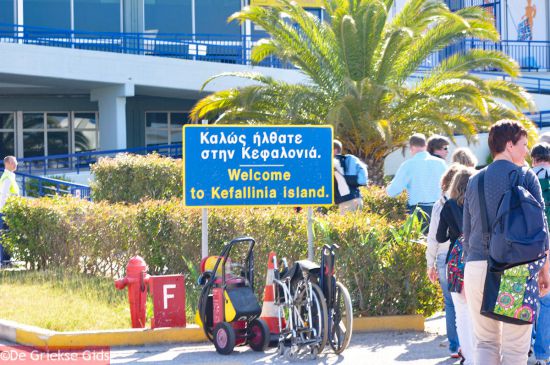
[0,312,541,364]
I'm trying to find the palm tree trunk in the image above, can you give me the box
[365,155,385,186]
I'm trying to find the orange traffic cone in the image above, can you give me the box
[260,251,285,347]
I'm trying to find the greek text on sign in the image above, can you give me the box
[183,125,333,207]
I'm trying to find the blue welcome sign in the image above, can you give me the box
[183,125,333,207]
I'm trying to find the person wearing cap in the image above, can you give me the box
[531,143,550,365]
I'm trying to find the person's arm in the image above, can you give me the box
[539,252,550,297]
[0,178,11,210]
[436,204,451,243]
[462,180,473,258]
[426,200,442,283]
[526,169,549,251]
[386,162,408,197]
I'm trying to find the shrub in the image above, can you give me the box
[90,153,181,203]
[361,185,408,222]
[2,196,440,317]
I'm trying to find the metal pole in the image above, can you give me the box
[201,119,208,258]
[307,207,314,261]
[202,208,208,258]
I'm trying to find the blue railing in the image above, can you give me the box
[529,111,550,128]
[0,23,291,69]
[0,169,91,200]
[9,143,183,176]
[1,23,549,73]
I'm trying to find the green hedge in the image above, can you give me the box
[2,194,440,317]
[90,153,182,203]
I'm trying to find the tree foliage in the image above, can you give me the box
[191,0,537,183]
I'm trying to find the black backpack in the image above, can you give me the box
[479,167,548,270]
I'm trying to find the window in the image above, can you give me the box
[144,0,192,34]
[73,112,98,152]
[146,111,188,145]
[0,113,15,157]
[46,113,69,156]
[74,0,121,33]
[0,0,14,24]
[23,113,45,158]
[195,0,241,35]
[24,0,71,29]
[20,112,98,158]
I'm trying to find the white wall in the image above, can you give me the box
[384,126,550,176]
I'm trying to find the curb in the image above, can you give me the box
[0,315,424,350]
[353,314,424,332]
[0,320,206,350]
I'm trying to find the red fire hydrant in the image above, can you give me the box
[115,256,150,328]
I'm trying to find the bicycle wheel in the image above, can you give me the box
[329,281,353,354]
[301,281,328,353]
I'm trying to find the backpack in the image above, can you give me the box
[536,168,550,224]
[445,200,465,293]
[343,154,368,186]
[479,167,548,271]
[447,236,465,293]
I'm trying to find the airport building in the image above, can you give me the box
[0,0,549,176]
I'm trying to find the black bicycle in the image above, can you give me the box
[319,244,353,354]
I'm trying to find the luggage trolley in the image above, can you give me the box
[197,237,270,355]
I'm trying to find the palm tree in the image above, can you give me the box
[190,0,536,184]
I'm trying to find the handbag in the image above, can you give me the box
[478,170,544,325]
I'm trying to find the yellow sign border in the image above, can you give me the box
[182,124,334,208]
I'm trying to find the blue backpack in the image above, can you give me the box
[343,154,368,186]
[479,167,548,270]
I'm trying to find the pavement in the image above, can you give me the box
[0,313,542,364]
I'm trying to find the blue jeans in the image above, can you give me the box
[407,204,433,233]
[437,252,460,353]
[534,285,550,361]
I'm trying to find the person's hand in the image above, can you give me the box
[539,269,550,297]
[427,267,437,284]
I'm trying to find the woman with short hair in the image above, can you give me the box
[463,120,550,365]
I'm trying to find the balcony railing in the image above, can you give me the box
[529,110,550,129]
[1,23,549,72]
[0,23,292,69]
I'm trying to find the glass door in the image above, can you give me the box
[0,113,15,158]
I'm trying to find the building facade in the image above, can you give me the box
[0,0,549,163]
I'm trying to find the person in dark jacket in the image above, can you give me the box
[463,120,550,365]
[437,167,477,365]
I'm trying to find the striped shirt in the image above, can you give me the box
[386,151,447,206]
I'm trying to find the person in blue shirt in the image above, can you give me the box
[386,133,448,225]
